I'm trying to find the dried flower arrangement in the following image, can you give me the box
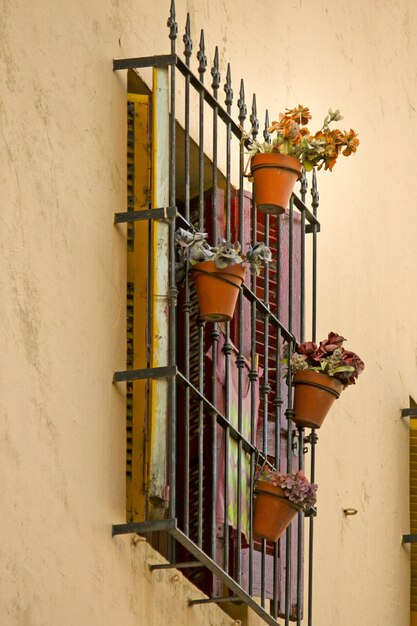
[246,105,359,172]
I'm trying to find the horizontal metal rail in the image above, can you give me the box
[401,408,417,419]
[188,596,243,605]
[114,206,177,224]
[150,561,202,571]
[113,54,176,70]
[113,366,177,383]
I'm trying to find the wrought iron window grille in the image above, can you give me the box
[112,3,321,625]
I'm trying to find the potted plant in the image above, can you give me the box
[287,332,365,429]
[245,106,359,214]
[175,228,271,322]
[254,466,317,542]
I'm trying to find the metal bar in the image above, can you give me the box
[114,206,176,223]
[112,519,178,535]
[242,285,295,341]
[300,169,307,343]
[285,196,295,626]
[210,321,219,561]
[308,432,318,626]
[261,205,270,606]
[117,205,190,230]
[293,194,320,228]
[222,62,233,575]
[308,169,319,626]
[149,561,202,570]
[248,109,259,598]
[113,365,177,383]
[210,46,220,565]
[401,409,417,418]
[296,425,305,626]
[168,0,178,539]
[223,328,230,573]
[113,54,177,70]
[211,47,219,243]
[182,12,192,538]
[197,28,207,550]
[235,83,248,587]
[224,63,232,240]
[260,118,271,611]
[176,371,258,455]
[188,596,243,605]
[169,526,281,626]
[311,169,319,343]
[296,169,308,626]
[403,534,417,543]
[273,189,283,619]
[305,223,320,235]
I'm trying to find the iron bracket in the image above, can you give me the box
[113,365,177,383]
[401,408,417,419]
[113,54,177,70]
[114,205,177,224]
[188,596,243,606]
[149,561,202,571]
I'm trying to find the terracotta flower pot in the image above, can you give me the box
[253,481,302,542]
[250,153,302,215]
[293,370,344,429]
[191,260,246,322]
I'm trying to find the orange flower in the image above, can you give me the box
[342,129,359,156]
[330,129,344,147]
[285,105,312,126]
[269,116,301,141]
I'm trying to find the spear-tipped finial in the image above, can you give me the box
[211,46,220,93]
[311,168,319,215]
[300,167,308,201]
[263,110,271,143]
[167,0,178,43]
[250,94,259,139]
[183,13,192,64]
[238,79,247,125]
[224,63,233,110]
[197,29,207,76]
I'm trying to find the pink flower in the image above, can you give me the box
[319,331,346,354]
[297,341,318,357]
[340,350,365,384]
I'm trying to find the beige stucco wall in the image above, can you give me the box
[1,0,416,625]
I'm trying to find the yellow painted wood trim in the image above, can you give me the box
[128,93,148,104]
[126,93,150,522]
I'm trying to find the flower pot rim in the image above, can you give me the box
[293,369,344,395]
[250,152,302,177]
[192,259,246,274]
[254,481,304,512]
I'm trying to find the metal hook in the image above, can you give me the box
[343,508,358,516]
